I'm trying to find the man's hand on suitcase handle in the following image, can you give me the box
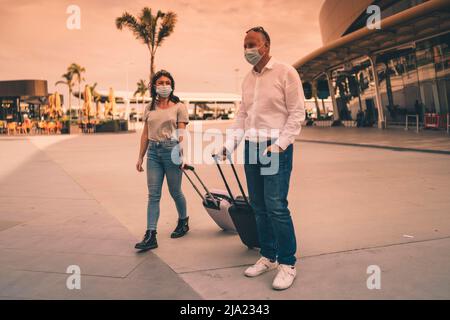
[212,146,231,161]
[182,164,195,171]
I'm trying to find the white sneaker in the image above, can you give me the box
[244,257,278,277]
[272,264,297,290]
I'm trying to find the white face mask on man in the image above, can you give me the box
[244,45,264,66]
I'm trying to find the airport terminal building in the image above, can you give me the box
[0,80,49,122]
[295,0,450,129]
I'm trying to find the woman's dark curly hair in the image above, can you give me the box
[148,69,180,111]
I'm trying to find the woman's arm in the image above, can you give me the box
[177,122,186,143]
[136,123,149,172]
[177,122,188,167]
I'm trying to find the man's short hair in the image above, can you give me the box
[246,26,271,45]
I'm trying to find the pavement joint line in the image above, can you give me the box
[0,195,95,200]
[0,267,129,279]
[297,235,450,260]
[176,235,450,275]
[188,129,450,155]
[133,250,192,277]
[297,139,450,155]
[122,253,156,278]
[0,246,136,257]
[0,246,139,259]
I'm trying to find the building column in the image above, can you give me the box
[312,82,321,118]
[16,97,22,123]
[368,55,386,129]
[325,71,341,126]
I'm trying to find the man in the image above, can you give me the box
[218,26,306,290]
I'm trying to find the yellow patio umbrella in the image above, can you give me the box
[94,93,101,119]
[109,87,116,119]
[48,93,55,118]
[54,91,63,118]
[103,100,110,118]
[94,99,99,119]
[83,85,92,120]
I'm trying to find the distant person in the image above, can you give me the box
[216,26,306,290]
[129,109,137,130]
[414,100,423,122]
[135,70,190,251]
[356,109,365,127]
[23,115,32,134]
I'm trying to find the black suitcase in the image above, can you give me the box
[213,155,260,249]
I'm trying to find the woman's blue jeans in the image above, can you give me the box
[243,139,297,266]
[146,139,187,231]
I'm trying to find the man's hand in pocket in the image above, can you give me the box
[263,144,284,156]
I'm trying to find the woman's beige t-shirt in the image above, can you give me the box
[143,102,189,141]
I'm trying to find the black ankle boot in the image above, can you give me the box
[171,217,189,238]
[135,230,158,250]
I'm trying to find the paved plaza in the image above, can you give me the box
[1,121,449,299]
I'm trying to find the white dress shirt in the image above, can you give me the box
[224,57,306,152]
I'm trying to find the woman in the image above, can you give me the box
[135,70,190,251]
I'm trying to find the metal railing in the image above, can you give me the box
[447,113,449,135]
[405,115,420,133]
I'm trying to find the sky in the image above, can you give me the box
[0,0,325,97]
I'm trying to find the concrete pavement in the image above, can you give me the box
[0,136,200,299]
[0,123,449,299]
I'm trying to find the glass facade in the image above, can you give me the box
[0,98,19,122]
[327,32,450,126]
[327,60,379,126]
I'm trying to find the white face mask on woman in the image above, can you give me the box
[156,85,172,98]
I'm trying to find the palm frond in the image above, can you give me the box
[118,11,150,46]
[55,80,67,86]
[115,12,137,30]
[157,11,177,47]
[134,79,148,96]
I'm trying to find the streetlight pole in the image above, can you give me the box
[124,61,134,124]
[234,68,240,94]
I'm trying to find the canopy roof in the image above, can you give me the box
[294,0,450,81]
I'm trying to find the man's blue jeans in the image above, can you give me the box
[146,139,187,231]
[244,139,297,266]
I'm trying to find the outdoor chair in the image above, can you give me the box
[56,121,63,134]
[7,122,17,135]
[0,121,6,134]
[37,121,46,134]
[16,123,27,135]
[47,122,57,134]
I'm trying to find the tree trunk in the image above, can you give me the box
[150,53,155,83]
[68,89,72,134]
[69,89,72,119]
[78,82,81,114]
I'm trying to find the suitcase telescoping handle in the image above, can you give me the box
[182,164,219,208]
[212,154,250,207]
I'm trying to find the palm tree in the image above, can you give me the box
[68,63,86,118]
[55,71,74,122]
[116,7,177,82]
[134,79,148,121]
[89,82,102,120]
